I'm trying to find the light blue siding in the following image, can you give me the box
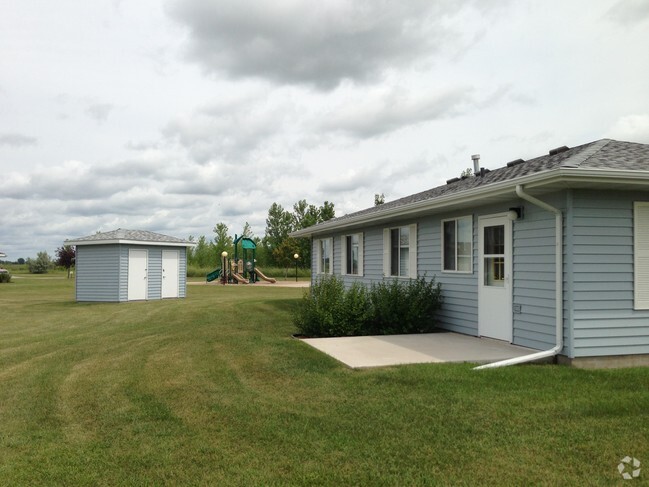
[512,198,561,351]
[147,247,162,299]
[568,190,649,357]
[75,245,122,302]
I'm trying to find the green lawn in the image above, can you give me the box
[0,278,647,485]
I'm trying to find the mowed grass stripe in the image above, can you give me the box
[0,277,647,485]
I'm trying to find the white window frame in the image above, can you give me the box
[316,238,333,275]
[634,202,649,310]
[441,215,473,274]
[341,233,364,276]
[383,224,417,279]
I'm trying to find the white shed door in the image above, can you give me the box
[128,249,148,301]
[162,250,179,298]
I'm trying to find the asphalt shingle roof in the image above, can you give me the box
[326,138,649,225]
[68,228,190,244]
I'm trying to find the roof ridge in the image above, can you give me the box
[560,139,612,168]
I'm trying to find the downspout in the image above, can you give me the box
[474,184,563,369]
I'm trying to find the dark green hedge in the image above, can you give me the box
[294,275,443,337]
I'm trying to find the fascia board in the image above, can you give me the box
[292,167,649,238]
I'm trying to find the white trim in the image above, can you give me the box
[316,238,333,275]
[409,223,417,279]
[383,228,390,277]
[383,225,417,278]
[441,215,473,274]
[634,202,649,310]
[358,232,364,277]
[341,233,364,277]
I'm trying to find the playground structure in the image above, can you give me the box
[206,234,276,284]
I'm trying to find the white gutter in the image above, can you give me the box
[474,184,564,369]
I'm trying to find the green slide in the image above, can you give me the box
[206,268,221,282]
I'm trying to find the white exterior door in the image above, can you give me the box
[128,249,148,301]
[162,250,179,298]
[478,215,513,341]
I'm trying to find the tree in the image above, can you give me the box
[27,251,53,274]
[55,245,76,278]
[272,237,300,277]
[17,258,25,265]
[213,222,233,259]
[263,203,294,265]
[320,200,335,221]
[374,193,385,206]
[263,200,336,268]
[191,235,214,269]
[241,222,253,238]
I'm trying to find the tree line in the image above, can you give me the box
[187,199,335,272]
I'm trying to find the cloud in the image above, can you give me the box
[86,103,115,122]
[606,114,649,143]
[319,85,473,138]
[607,0,649,25]
[167,0,484,90]
[2,158,165,201]
[0,133,38,147]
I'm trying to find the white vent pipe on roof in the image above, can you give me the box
[474,184,563,369]
[471,154,480,176]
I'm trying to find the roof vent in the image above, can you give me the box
[506,158,525,168]
[446,177,460,185]
[471,154,480,176]
[548,145,569,156]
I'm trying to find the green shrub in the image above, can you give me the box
[26,251,53,274]
[0,271,11,283]
[294,275,346,337]
[294,275,443,337]
[369,277,442,334]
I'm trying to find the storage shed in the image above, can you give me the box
[65,229,195,302]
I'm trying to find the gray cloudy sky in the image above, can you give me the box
[1,0,649,259]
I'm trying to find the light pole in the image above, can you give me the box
[221,251,228,285]
[293,253,299,282]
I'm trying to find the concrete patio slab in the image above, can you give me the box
[300,332,537,368]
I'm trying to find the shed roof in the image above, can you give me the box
[65,228,195,247]
[292,138,649,237]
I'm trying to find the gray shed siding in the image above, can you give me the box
[77,244,187,302]
[568,190,649,357]
[75,245,122,302]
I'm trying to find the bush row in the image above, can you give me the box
[294,275,443,337]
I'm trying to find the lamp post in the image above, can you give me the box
[293,253,299,282]
[221,251,228,285]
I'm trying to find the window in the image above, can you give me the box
[442,216,472,272]
[635,202,649,309]
[317,238,333,274]
[383,224,417,278]
[341,233,363,276]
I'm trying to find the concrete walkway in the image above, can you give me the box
[300,332,537,368]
